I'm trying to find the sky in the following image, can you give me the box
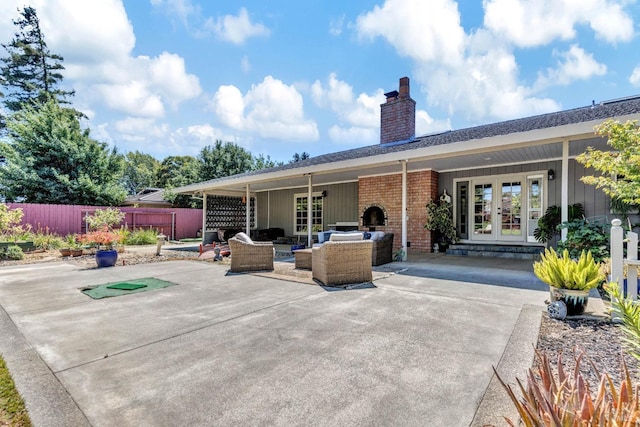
[1,0,640,163]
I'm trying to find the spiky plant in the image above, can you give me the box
[497,349,640,426]
[533,248,603,291]
[607,282,640,362]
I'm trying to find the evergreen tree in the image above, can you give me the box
[290,152,310,163]
[0,6,74,113]
[0,99,125,205]
[156,155,201,208]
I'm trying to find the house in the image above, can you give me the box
[123,188,173,208]
[175,77,640,259]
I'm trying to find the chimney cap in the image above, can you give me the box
[384,90,399,99]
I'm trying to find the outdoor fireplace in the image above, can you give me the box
[362,205,387,230]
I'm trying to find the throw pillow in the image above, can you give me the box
[234,232,254,244]
[329,232,364,242]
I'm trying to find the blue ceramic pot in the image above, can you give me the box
[95,249,118,268]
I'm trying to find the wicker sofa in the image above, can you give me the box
[371,233,394,266]
[312,240,373,286]
[228,232,274,272]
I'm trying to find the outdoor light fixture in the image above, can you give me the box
[548,169,555,180]
[321,190,327,197]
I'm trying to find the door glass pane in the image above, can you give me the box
[501,181,522,236]
[473,183,492,235]
[527,177,543,239]
[456,181,468,239]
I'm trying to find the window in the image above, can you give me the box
[294,192,323,235]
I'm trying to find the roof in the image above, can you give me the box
[123,188,171,206]
[176,95,640,193]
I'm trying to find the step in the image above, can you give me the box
[446,244,544,260]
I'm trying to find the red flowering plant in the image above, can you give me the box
[80,208,126,250]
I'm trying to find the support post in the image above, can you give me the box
[561,138,569,241]
[307,174,313,248]
[401,160,408,261]
[246,185,251,236]
[202,193,207,243]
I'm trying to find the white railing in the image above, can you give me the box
[610,218,639,300]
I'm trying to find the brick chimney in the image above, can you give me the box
[380,77,416,144]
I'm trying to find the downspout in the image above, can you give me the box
[246,185,251,235]
[561,138,569,242]
[307,174,313,247]
[401,160,408,261]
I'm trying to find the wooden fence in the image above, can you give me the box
[610,218,638,300]
[6,203,202,241]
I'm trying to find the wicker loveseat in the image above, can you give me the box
[312,239,373,286]
[228,232,274,272]
[371,233,394,266]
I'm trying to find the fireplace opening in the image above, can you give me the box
[362,205,386,230]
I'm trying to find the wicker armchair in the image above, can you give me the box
[371,233,394,266]
[229,234,274,272]
[312,240,373,286]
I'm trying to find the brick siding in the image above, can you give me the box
[358,170,439,253]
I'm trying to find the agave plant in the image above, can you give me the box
[607,282,640,363]
[533,248,603,291]
[497,349,640,426]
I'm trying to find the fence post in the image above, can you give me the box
[611,219,624,287]
[628,231,638,301]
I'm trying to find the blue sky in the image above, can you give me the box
[1,0,640,163]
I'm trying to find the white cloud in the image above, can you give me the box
[535,45,607,89]
[96,81,165,118]
[483,0,634,47]
[356,0,466,67]
[630,66,640,87]
[211,76,319,142]
[311,73,385,143]
[329,15,345,36]
[207,7,270,45]
[415,110,452,136]
[241,55,251,73]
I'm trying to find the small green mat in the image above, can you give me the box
[107,283,147,291]
[82,277,176,299]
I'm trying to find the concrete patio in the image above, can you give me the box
[0,257,550,426]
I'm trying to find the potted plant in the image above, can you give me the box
[424,199,457,252]
[533,248,603,316]
[81,208,125,268]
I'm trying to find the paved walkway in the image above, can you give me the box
[0,257,551,426]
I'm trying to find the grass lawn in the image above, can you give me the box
[0,355,31,426]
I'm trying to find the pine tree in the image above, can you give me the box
[0,6,74,113]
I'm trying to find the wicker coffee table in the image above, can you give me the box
[293,248,313,270]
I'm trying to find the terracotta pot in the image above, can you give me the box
[59,248,71,257]
[70,249,83,257]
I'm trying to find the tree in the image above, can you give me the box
[577,119,640,205]
[253,153,283,170]
[0,6,74,113]
[121,151,160,195]
[0,99,125,205]
[289,152,310,163]
[156,155,201,208]
[198,141,255,181]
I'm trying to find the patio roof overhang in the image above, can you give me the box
[175,114,640,196]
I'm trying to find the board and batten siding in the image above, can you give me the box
[439,158,611,219]
[255,182,358,236]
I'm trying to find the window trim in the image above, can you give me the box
[293,192,323,236]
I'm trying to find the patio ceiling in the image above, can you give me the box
[199,135,608,195]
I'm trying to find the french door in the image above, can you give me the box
[464,174,543,242]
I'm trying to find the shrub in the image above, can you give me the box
[85,208,125,231]
[497,350,640,426]
[534,203,584,243]
[557,218,610,264]
[32,227,65,249]
[0,245,24,260]
[0,204,24,237]
[533,248,603,291]
[606,282,640,362]
[125,228,159,245]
